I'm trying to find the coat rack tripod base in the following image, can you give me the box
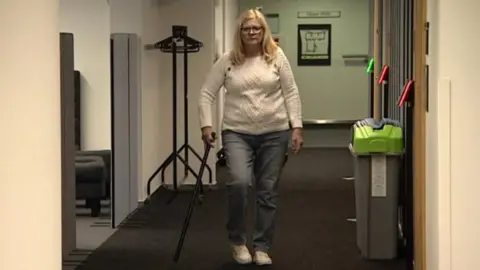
[144,25,212,205]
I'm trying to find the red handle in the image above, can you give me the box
[398,80,414,107]
[378,65,390,84]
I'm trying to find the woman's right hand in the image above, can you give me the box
[201,126,215,146]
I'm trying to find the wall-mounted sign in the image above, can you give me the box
[297,24,331,66]
[297,11,341,19]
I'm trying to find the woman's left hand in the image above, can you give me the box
[291,128,304,154]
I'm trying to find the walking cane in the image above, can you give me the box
[173,132,216,262]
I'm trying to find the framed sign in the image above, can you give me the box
[297,24,332,66]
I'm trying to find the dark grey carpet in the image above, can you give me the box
[75,148,405,270]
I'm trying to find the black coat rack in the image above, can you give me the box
[145,25,213,204]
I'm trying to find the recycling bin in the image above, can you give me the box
[349,118,404,259]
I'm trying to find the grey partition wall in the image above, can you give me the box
[111,33,141,227]
[60,33,76,257]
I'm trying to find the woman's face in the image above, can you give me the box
[241,19,263,46]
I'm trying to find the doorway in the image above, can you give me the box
[60,32,143,268]
[60,32,117,268]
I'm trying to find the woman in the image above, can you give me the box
[197,9,303,265]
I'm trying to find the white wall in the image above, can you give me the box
[215,0,224,56]
[110,0,143,34]
[239,0,370,121]
[224,0,239,51]
[139,0,217,200]
[140,0,166,200]
[1,2,62,269]
[426,0,480,269]
[59,0,111,150]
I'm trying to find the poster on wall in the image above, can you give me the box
[297,24,331,66]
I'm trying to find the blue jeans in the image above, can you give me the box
[221,129,289,252]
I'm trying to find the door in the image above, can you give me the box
[111,33,141,227]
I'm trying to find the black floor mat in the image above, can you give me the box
[75,148,405,270]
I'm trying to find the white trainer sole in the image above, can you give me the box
[234,256,252,265]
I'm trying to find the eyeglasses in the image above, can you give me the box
[241,26,263,33]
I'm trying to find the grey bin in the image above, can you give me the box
[350,144,402,259]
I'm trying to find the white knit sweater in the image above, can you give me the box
[198,47,302,135]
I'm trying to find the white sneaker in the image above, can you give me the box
[231,244,252,264]
[253,251,273,266]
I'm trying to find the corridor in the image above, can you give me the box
[75,149,405,270]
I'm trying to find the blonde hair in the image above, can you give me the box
[230,9,278,65]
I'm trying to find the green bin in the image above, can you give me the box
[350,118,403,259]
